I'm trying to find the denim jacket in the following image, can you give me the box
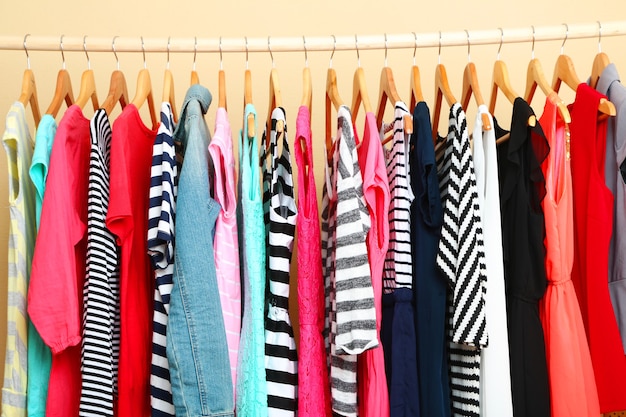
[167,84,234,417]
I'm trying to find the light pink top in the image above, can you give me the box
[208,107,241,401]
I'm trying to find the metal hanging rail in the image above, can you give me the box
[1,21,625,54]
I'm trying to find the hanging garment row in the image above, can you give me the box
[3,27,626,417]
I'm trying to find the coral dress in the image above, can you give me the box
[538,93,600,417]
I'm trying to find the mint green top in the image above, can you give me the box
[27,114,56,417]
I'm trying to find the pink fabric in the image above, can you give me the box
[539,93,600,417]
[356,112,390,417]
[28,105,90,417]
[294,106,332,417]
[208,107,241,400]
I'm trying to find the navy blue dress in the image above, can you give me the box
[409,102,450,417]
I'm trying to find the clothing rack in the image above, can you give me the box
[2,20,626,55]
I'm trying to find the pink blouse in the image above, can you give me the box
[294,106,332,416]
[208,107,241,401]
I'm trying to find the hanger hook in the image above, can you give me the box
[60,34,66,70]
[83,35,91,70]
[303,36,308,68]
[112,36,120,70]
[23,34,30,69]
[384,33,388,67]
[329,35,336,68]
[268,36,275,68]
[465,30,471,62]
[219,36,223,70]
[245,36,249,70]
[497,27,503,60]
[412,32,418,66]
[141,36,147,69]
[166,36,171,70]
[355,34,360,67]
[529,26,535,59]
[561,23,569,55]
[438,31,442,64]
[193,36,197,71]
[598,21,603,53]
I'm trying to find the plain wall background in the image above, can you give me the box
[1,1,626,414]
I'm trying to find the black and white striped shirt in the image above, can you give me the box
[324,105,377,417]
[435,103,488,417]
[383,102,415,293]
[147,103,177,417]
[261,107,299,416]
[80,109,120,417]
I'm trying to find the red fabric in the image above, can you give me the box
[570,83,626,413]
[356,112,390,417]
[106,105,157,417]
[27,105,90,417]
[539,94,600,417]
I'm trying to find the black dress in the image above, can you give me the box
[495,98,550,417]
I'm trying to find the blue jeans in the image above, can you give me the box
[167,85,234,417]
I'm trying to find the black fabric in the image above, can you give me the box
[495,97,550,417]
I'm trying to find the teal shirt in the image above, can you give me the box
[27,114,56,417]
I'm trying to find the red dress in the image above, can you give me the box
[570,83,626,413]
[539,93,599,417]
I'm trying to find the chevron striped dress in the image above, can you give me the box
[435,103,488,417]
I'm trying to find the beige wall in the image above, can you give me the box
[1,0,626,413]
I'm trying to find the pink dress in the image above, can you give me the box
[356,112,390,417]
[294,106,332,416]
[208,107,241,401]
[538,93,600,417]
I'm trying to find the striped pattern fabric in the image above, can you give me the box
[147,103,177,417]
[383,102,415,293]
[323,105,377,417]
[435,103,488,417]
[2,102,36,417]
[80,109,119,417]
[261,107,298,415]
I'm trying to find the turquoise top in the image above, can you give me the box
[27,114,56,417]
[235,104,268,417]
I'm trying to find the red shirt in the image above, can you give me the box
[28,105,90,417]
[106,104,157,417]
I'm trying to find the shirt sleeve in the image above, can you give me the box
[106,117,134,244]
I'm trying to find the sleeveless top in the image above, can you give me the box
[495,98,550,417]
[538,93,600,417]
[261,107,298,415]
[236,104,268,417]
[569,83,626,412]
[294,106,332,416]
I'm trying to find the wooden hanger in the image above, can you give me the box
[161,37,178,122]
[301,37,312,111]
[552,25,615,117]
[101,37,129,115]
[46,36,75,117]
[489,60,536,128]
[409,32,424,111]
[190,36,200,85]
[325,36,344,158]
[432,63,457,142]
[460,31,491,131]
[376,35,413,139]
[242,37,255,138]
[131,37,157,129]
[267,37,284,144]
[217,37,227,110]
[18,36,41,127]
[525,58,571,124]
[75,37,99,111]
[590,22,611,90]
[351,67,372,123]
